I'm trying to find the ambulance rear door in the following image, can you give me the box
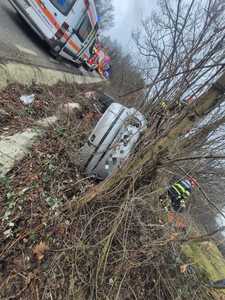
[39,0,81,57]
[38,0,71,40]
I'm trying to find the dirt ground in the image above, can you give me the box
[0,82,103,299]
[0,82,217,300]
[0,82,100,135]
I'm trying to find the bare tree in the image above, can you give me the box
[131,0,225,109]
[101,36,145,105]
[95,0,114,30]
[3,2,225,299]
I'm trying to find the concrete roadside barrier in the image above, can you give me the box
[0,61,102,90]
[0,116,57,177]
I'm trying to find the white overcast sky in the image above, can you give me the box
[109,0,157,49]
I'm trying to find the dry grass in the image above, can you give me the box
[0,82,218,300]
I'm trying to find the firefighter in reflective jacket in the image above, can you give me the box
[168,177,197,212]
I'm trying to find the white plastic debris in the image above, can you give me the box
[4,228,13,238]
[20,94,35,105]
[8,222,15,228]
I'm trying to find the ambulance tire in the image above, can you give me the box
[82,62,92,71]
[49,49,60,60]
[74,62,82,68]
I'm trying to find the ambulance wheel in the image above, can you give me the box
[82,62,90,71]
[49,49,60,60]
[74,61,82,68]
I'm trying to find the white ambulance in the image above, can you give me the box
[9,0,98,66]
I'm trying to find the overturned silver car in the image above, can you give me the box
[80,102,146,180]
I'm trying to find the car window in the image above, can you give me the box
[49,0,77,16]
[76,14,92,42]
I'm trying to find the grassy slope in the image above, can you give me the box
[183,241,225,298]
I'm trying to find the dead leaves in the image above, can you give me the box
[33,241,49,261]
[168,211,187,230]
[169,232,179,241]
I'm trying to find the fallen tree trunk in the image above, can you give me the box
[63,70,225,213]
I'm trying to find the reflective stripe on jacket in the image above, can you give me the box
[174,183,190,198]
[171,179,192,199]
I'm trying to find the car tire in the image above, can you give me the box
[98,94,115,113]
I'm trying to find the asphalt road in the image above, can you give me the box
[0,2,89,75]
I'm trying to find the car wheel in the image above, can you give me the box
[98,94,115,113]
